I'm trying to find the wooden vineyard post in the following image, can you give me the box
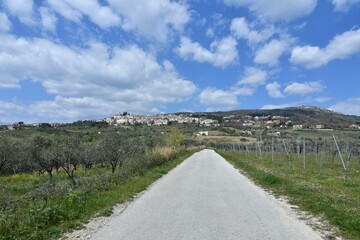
[303,136,306,171]
[272,137,274,162]
[258,134,262,159]
[297,140,300,161]
[315,139,318,163]
[333,134,348,183]
[346,142,352,168]
[258,142,262,158]
[319,139,325,176]
[282,139,291,168]
[255,142,258,159]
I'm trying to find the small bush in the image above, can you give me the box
[261,173,283,185]
[98,207,113,217]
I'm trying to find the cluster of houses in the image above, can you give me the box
[223,114,332,131]
[223,115,291,129]
[104,113,220,127]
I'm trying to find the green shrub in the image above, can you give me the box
[261,173,283,185]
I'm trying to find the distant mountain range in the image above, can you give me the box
[183,106,360,129]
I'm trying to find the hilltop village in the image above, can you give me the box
[2,107,360,131]
[103,113,220,127]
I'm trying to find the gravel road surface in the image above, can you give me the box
[91,149,322,240]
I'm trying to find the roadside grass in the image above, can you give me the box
[218,150,360,240]
[0,148,197,240]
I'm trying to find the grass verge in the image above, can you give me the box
[0,149,197,240]
[218,150,360,240]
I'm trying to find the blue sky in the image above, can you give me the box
[0,0,360,124]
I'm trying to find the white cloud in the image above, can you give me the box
[254,39,290,66]
[176,36,238,68]
[0,12,11,33]
[332,0,360,11]
[197,68,263,111]
[46,0,82,23]
[231,86,255,96]
[230,17,274,45]
[224,0,317,21]
[108,0,190,42]
[46,0,121,29]
[290,28,360,68]
[266,82,284,98]
[0,34,196,121]
[329,98,360,116]
[237,67,268,86]
[315,97,332,103]
[0,101,23,114]
[3,0,35,25]
[206,28,215,38]
[283,81,325,95]
[261,103,297,109]
[40,7,57,32]
[199,88,238,110]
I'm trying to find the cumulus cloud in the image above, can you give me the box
[237,67,268,86]
[39,7,57,32]
[199,88,238,110]
[197,66,266,110]
[254,39,291,66]
[46,0,82,23]
[0,12,11,33]
[290,28,360,68]
[266,82,284,98]
[108,0,189,42]
[231,86,255,96]
[265,81,325,98]
[329,98,360,116]
[224,0,317,21]
[3,0,35,25]
[315,97,332,103]
[332,0,360,11]
[0,100,23,114]
[283,81,325,95]
[46,0,121,29]
[230,17,274,45]
[198,85,257,111]
[261,103,297,110]
[0,34,196,121]
[175,36,238,68]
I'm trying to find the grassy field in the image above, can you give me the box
[0,148,197,240]
[219,150,360,240]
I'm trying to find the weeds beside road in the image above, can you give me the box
[0,147,196,240]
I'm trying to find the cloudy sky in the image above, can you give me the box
[0,0,360,123]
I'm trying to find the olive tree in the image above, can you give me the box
[0,136,12,174]
[57,135,81,185]
[31,135,57,179]
[100,132,133,173]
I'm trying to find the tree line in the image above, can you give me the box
[0,129,164,184]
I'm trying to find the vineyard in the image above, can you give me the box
[215,134,360,182]
[216,133,360,239]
